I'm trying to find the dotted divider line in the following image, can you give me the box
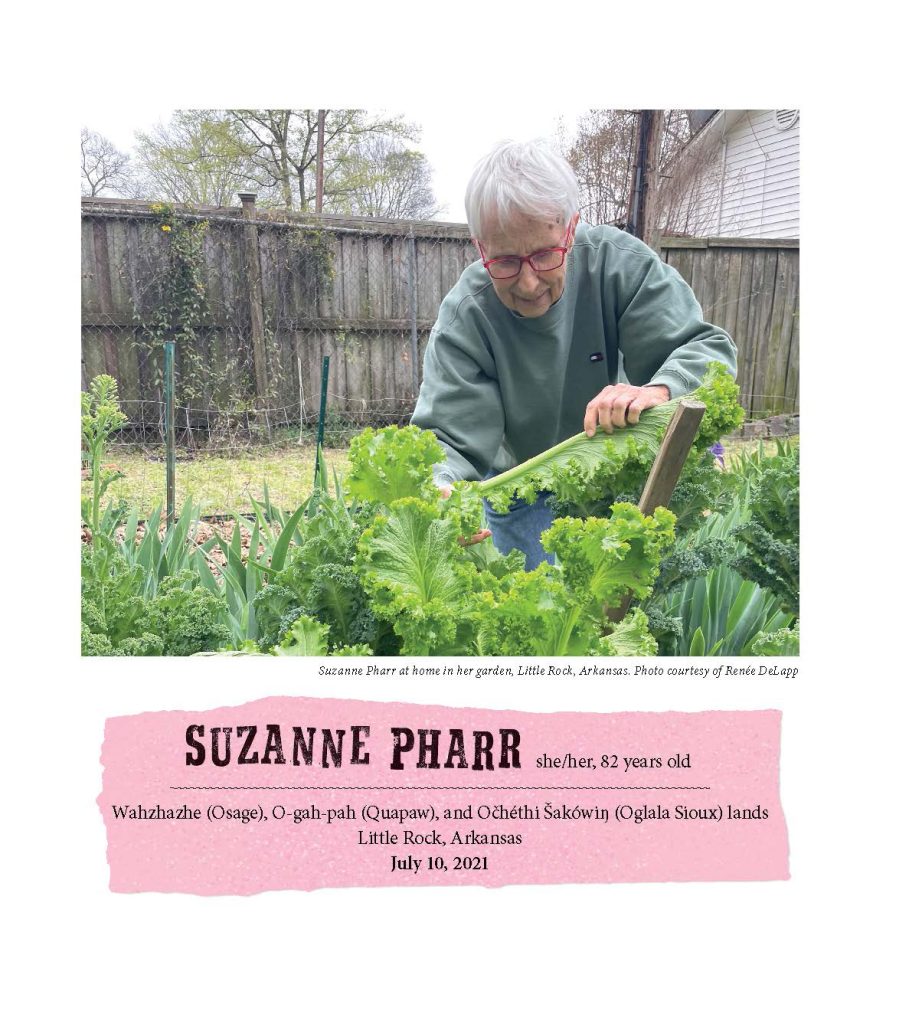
[171,785,712,791]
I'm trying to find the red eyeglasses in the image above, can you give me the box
[477,223,574,280]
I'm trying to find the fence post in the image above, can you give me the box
[163,340,176,527]
[314,355,330,488]
[605,400,705,624]
[297,356,306,445]
[407,227,420,398]
[91,219,121,382]
[237,192,269,403]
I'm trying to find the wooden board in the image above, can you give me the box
[606,400,706,623]
[80,208,799,422]
[763,249,792,412]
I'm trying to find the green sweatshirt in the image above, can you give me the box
[411,223,736,485]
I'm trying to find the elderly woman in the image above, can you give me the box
[411,139,736,569]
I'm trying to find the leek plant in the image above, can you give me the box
[643,500,795,656]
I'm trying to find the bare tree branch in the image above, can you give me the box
[228,109,420,212]
[560,110,725,240]
[81,128,134,197]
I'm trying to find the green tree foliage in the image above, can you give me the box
[129,110,439,218]
[227,109,420,212]
[133,111,259,206]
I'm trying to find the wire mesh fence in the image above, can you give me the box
[82,198,799,519]
[84,397,799,520]
[84,395,412,518]
[82,198,479,515]
[81,198,476,418]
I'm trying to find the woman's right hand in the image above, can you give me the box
[438,484,492,546]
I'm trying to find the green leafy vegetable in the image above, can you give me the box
[730,444,799,613]
[304,563,380,650]
[439,480,487,543]
[144,573,232,656]
[691,361,745,449]
[542,504,676,609]
[478,363,744,513]
[81,374,127,537]
[346,425,444,505]
[650,564,793,657]
[274,614,331,655]
[472,566,595,657]
[81,546,230,656]
[751,623,800,656]
[356,497,470,655]
[597,608,659,657]
[642,499,795,656]
[252,485,385,652]
[78,362,795,660]
[353,499,674,657]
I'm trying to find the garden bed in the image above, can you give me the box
[81,365,799,658]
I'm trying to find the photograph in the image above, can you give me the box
[80,108,800,658]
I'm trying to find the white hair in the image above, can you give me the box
[464,139,580,240]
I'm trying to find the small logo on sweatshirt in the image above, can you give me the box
[589,352,604,362]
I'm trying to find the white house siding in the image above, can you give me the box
[715,110,800,238]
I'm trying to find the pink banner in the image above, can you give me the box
[99,698,788,893]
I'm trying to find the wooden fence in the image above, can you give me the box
[81,199,799,424]
[81,199,477,425]
[659,235,799,417]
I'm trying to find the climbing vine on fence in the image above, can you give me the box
[132,202,237,407]
[261,225,337,405]
[284,227,335,302]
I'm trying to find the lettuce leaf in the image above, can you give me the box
[542,503,677,609]
[597,607,659,657]
[478,362,743,513]
[355,497,472,655]
[274,614,331,655]
[346,425,443,505]
[471,566,596,656]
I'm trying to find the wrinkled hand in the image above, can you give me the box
[438,484,492,546]
[584,383,671,436]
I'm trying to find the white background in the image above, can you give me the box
[7,5,903,1021]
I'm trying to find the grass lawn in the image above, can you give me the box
[85,443,351,518]
[83,434,796,521]
[723,434,797,460]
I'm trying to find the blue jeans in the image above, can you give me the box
[482,490,556,571]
